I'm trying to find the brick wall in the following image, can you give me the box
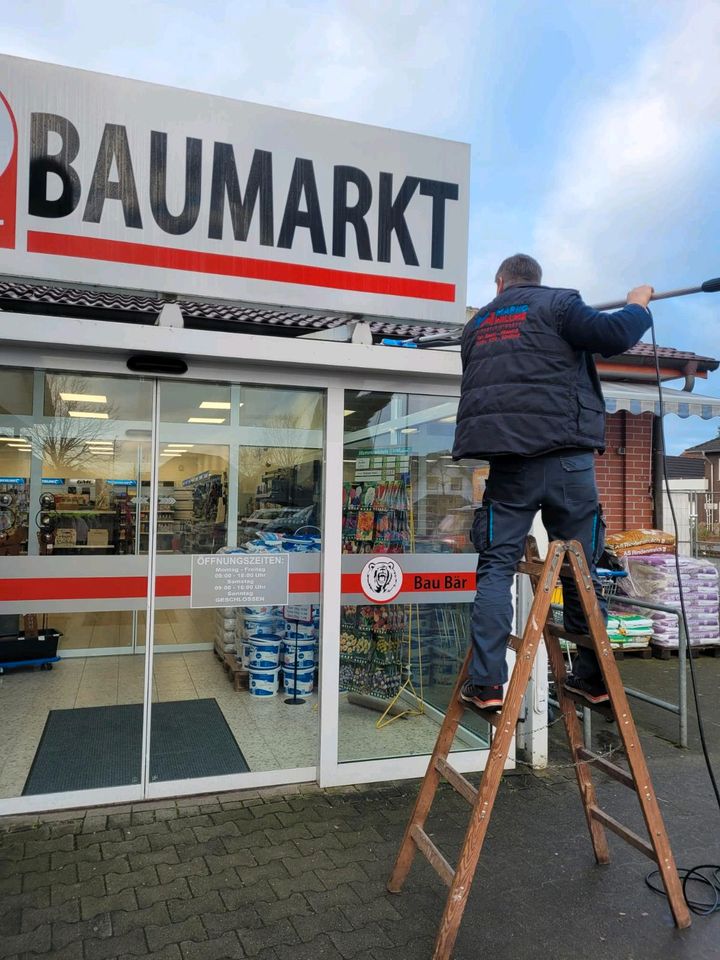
[594,411,654,533]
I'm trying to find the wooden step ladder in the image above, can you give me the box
[388,538,691,959]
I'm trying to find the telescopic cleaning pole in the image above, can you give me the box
[591,277,720,311]
[382,276,720,349]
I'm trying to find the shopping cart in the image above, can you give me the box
[597,567,629,601]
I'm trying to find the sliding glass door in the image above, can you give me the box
[0,366,153,809]
[145,379,325,794]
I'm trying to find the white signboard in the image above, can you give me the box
[191,553,289,608]
[0,56,470,324]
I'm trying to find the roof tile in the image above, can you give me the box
[0,281,717,365]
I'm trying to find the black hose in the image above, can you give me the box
[644,314,720,916]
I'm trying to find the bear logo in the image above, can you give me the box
[360,557,403,603]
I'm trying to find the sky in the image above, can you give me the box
[2,0,720,452]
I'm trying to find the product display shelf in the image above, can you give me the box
[48,496,121,554]
[132,481,178,553]
[181,472,228,554]
[340,466,411,700]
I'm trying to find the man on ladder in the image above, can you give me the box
[389,258,692,959]
[451,253,653,711]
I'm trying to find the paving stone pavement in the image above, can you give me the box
[1,657,719,960]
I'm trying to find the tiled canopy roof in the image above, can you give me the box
[609,341,718,369]
[0,280,447,340]
[0,280,718,367]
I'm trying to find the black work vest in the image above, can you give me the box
[452,284,606,460]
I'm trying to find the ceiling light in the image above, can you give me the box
[14,446,32,452]
[439,415,456,423]
[167,444,194,448]
[199,401,231,410]
[0,437,20,442]
[343,410,355,416]
[161,452,181,457]
[426,459,437,463]
[440,455,453,459]
[188,417,226,424]
[7,441,30,447]
[60,393,107,403]
[85,441,113,447]
[400,428,418,434]
[69,411,109,420]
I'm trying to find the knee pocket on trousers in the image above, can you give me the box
[471,504,492,553]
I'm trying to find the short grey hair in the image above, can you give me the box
[495,254,542,287]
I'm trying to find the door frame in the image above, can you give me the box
[0,313,525,814]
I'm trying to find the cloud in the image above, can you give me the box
[1,0,484,134]
[532,1,720,301]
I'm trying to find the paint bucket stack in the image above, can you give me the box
[241,606,283,697]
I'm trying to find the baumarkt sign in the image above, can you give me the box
[0,55,469,324]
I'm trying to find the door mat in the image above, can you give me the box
[23,698,249,795]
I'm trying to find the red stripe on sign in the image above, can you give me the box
[340,572,474,597]
[341,574,363,594]
[1,575,188,602]
[27,231,456,303]
[157,575,191,597]
[289,572,321,594]
[0,570,472,604]
[402,573,474,592]
[0,577,149,602]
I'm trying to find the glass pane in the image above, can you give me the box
[0,368,33,415]
[339,389,489,763]
[0,367,152,800]
[149,381,323,784]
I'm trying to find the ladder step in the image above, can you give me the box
[545,622,595,650]
[516,559,572,579]
[507,633,523,653]
[562,688,615,721]
[577,748,635,790]
[410,824,455,887]
[459,697,501,727]
[588,806,657,862]
[435,758,478,805]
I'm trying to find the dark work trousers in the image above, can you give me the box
[469,450,607,686]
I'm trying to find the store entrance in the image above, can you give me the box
[146,379,324,786]
[0,366,324,811]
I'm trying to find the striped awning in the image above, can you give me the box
[602,382,720,419]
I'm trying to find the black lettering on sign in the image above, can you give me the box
[419,179,459,270]
[208,145,274,245]
[414,576,441,590]
[332,165,372,260]
[28,113,82,219]
[444,575,466,590]
[278,158,327,254]
[83,124,142,228]
[377,173,420,265]
[150,131,202,235]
